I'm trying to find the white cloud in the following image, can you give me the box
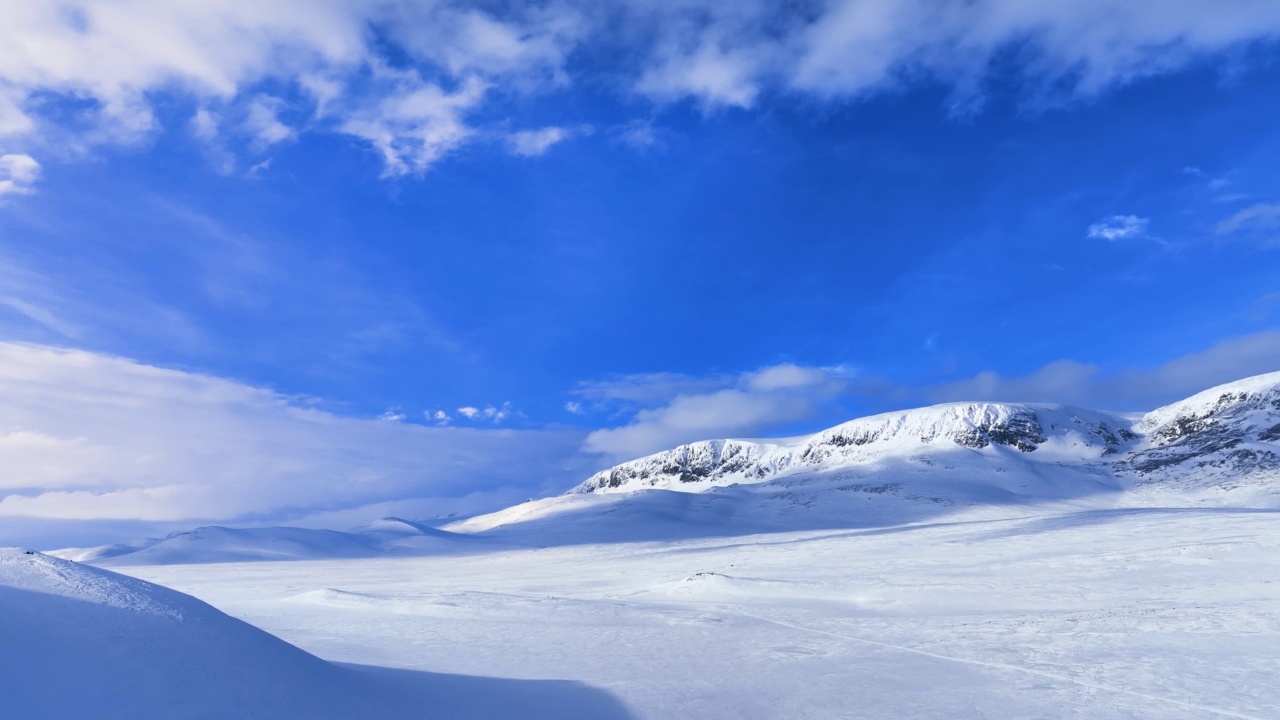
[1216,202,1280,237]
[636,43,764,108]
[931,330,1280,411]
[243,95,295,148]
[385,5,585,84]
[743,363,837,391]
[0,342,583,535]
[1087,214,1149,240]
[573,371,732,405]
[0,154,40,196]
[428,409,452,425]
[0,296,81,338]
[337,74,488,176]
[581,364,850,460]
[190,108,220,140]
[2,2,1280,172]
[616,120,662,150]
[507,126,572,157]
[455,402,516,423]
[564,401,584,415]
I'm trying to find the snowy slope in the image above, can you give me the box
[52,517,489,566]
[0,548,439,719]
[1126,371,1280,489]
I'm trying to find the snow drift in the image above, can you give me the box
[0,548,407,718]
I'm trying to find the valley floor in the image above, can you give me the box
[119,505,1280,719]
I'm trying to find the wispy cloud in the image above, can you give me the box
[0,154,40,196]
[1087,214,1149,241]
[243,95,295,149]
[580,364,853,460]
[456,402,516,423]
[1216,201,1280,237]
[507,126,573,157]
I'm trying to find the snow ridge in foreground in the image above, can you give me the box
[0,548,431,719]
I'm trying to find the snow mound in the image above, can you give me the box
[0,548,430,719]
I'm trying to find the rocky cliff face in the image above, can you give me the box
[1126,373,1280,482]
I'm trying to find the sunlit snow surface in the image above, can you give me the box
[116,504,1280,719]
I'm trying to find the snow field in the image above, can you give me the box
[120,505,1280,719]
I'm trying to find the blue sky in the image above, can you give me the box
[2,2,1280,545]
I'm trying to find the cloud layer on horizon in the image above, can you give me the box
[578,364,861,460]
[0,342,586,542]
[931,330,1280,412]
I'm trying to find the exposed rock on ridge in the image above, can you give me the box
[576,372,1280,496]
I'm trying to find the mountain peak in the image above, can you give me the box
[575,401,1133,495]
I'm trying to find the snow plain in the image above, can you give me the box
[116,502,1280,719]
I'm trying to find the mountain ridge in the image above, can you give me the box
[573,372,1280,497]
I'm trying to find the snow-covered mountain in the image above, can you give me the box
[1126,371,1280,483]
[573,372,1280,498]
[450,372,1280,540]
[574,402,1134,494]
